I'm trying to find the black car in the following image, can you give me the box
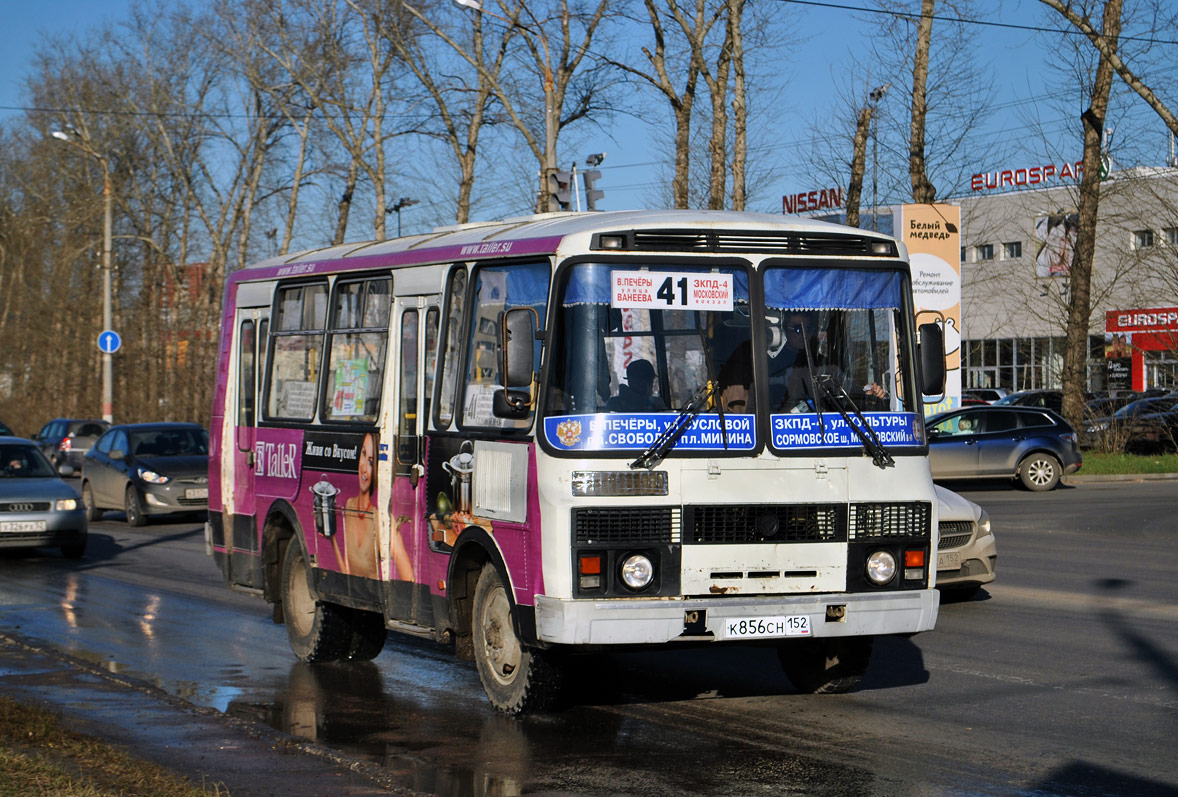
[32,418,110,474]
[0,421,14,436]
[992,389,1063,414]
[81,422,209,526]
[928,406,1083,491]
[1086,397,1178,452]
[0,436,87,558]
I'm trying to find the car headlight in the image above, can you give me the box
[620,553,654,590]
[866,550,897,585]
[55,498,78,511]
[977,508,992,538]
[137,467,170,484]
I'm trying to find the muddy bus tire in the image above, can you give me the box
[281,541,350,663]
[472,562,562,714]
[778,636,873,694]
[345,609,388,661]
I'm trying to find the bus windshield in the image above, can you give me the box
[543,261,924,456]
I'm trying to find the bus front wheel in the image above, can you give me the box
[778,636,873,694]
[471,562,562,714]
[280,541,350,662]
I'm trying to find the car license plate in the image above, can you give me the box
[185,488,208,500]
[0,520,47,532]
[937,551,961,569]
[724,615,811,639]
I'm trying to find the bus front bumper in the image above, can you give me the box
[534,589,939,646]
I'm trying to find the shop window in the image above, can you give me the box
[1132,229,1154,250]
[975,243,994,261]
[1002,241,1022,259]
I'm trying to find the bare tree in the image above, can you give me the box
[908,0,936,202]
[392,2,513,223]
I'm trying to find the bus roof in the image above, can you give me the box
[239,209,905,275]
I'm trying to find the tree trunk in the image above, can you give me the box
[908,0,936,203]
[728,0,747,210]
[1061,0,1122,430]
[846,103,873,228]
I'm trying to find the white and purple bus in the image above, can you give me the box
[208,210,946,713]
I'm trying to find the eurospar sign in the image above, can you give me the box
[1107,307,1178,332]
[971,161,1084,192]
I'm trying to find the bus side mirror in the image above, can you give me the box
[500,307,537,389]
[918,322,945,397]
[494,307,538,419]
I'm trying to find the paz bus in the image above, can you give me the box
[207,209,946,713]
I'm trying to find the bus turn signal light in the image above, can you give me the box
[579,554,603,590]
[904,550,925,567]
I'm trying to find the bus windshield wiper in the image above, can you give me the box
[629,379,719,471]
[815,375,895,469]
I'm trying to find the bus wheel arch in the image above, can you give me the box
[261,500,301,614]
[446,529,499,662]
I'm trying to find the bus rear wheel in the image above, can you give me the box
[472,562,562,714]
[778,636,873,694]
[280,541,350,662]
[345,609,388,661]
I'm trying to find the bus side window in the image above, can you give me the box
[424,307,439,429]
[266,282,327,421]
[436,267,467,429]
[460,262,550,430]
[323,276,391,423]
[238,319,255,429]
[397,309,419,466]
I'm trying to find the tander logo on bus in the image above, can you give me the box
[460,242,513,256]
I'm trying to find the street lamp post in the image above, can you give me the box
[868,84,889,232]
[53,129,114,423]
[386,197,419,237]
[454,0,557,212]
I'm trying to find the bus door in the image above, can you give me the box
[387,296,440,625]
[227,305,268,586]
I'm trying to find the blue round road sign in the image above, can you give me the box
[98,330,122,354]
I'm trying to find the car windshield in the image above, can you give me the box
[128,428,209,457]
[1113,398,1165,418]
[0,443,57,478]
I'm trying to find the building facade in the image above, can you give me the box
[956,166,1178,395]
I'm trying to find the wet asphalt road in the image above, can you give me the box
[0,480,1176,795]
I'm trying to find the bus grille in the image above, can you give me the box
[572,507,680,544]
[627,229,896,257]
[849,502,932,540]
[685,504,847,544]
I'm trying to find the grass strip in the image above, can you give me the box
[0,695,226,796]
[1079,452,1178,475]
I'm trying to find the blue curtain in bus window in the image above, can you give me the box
[563,263,749,305]
[764,268,902,310]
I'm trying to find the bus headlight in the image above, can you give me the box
[866,550,897,585]
[620,553,654,590]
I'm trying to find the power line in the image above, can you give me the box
[774,0,1178,46]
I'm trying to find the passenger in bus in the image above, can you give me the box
[774,312,887,412]
[718,341,753,412]
[605,359,666,412]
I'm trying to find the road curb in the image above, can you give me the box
[1063,472,1178,484]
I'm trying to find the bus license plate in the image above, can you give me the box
[0,521,46,532]
[186,488,208,500]
[724,615,810,639]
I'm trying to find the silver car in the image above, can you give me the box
[0,437,87,558]
[935,485,996,599]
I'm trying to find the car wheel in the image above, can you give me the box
[472,562,563,714]
[82,482,102,522]
[1018,453,1061,491]
[124,485,147,527]
[280,541,350,662]
[778,636,873,694]
[61,535,87,560]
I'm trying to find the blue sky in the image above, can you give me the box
[2,1,1173,224]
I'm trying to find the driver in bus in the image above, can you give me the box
[775,311,887,412]
[605,359,666,412]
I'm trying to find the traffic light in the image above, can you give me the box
[583,169,603,210]
[548,170,572,211]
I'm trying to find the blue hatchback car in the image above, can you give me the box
[927,406,1083,491]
